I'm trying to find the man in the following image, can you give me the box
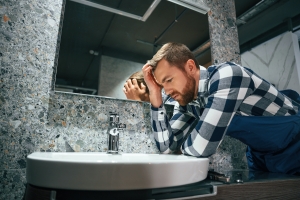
[123,70,204,155]
[142,42,300,175]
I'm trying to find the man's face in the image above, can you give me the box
[153,59,196,106]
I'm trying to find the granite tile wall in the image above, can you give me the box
[204,0,241,65]
[46,91,158,154]
[203,0,248,174]
[0,0,247,198]
[0,0,64,199]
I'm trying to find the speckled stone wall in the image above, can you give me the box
[47,92,157,154]
[0,0,247,198]
[203,0,248,174]
[204,0,241,65]
[0,0,64,199]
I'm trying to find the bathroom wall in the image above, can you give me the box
[98,56,143,99]
[0,0,65,199]
[241,31,300,93]
[47,91,156,154]
[204,0,241,65]
[203,0,248,174]
[0,0,247,199]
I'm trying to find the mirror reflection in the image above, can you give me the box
[55,0,211,100]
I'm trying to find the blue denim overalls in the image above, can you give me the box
[205,65,300,175]
[226,91,300,175]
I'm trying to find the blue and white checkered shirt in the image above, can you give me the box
[151,62,298,157]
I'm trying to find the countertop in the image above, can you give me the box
[208,170,300,184]
[150,170,300,199]
[24,170,300,200]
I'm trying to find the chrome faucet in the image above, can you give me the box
[107,112,126,154]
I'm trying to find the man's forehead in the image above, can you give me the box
[153,60,173,83]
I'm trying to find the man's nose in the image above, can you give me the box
[163,87,172,96]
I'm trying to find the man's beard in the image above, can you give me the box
[171,73,196,106]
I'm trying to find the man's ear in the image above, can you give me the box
[185,59,197,74]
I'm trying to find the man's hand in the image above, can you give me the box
[123,79,148,101]
[142,63,163,107]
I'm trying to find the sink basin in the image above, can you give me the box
[26,152,209,190]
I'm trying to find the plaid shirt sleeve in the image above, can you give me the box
[151,103,199,153]
[151,63,254,157]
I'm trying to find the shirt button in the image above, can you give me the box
[160,112,163,115]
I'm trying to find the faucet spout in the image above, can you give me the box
[107,128,119,154]
[107,112,126,154]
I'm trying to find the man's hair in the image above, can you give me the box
[147,42,199,71]
[129,71,149,93]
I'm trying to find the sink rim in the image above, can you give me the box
[26,152,209,190]
[27,152,204,164]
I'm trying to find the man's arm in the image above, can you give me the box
[151,102,200,153]
[142,63,163,107]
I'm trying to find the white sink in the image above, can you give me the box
[26,152,209,190]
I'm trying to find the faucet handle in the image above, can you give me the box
[118,123,126,129]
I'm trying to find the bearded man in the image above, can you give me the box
[142,42,300,175]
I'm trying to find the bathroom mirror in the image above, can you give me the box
[55,0,211,100]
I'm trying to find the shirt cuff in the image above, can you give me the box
[150,103,164,111]
[151,104,166,121]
